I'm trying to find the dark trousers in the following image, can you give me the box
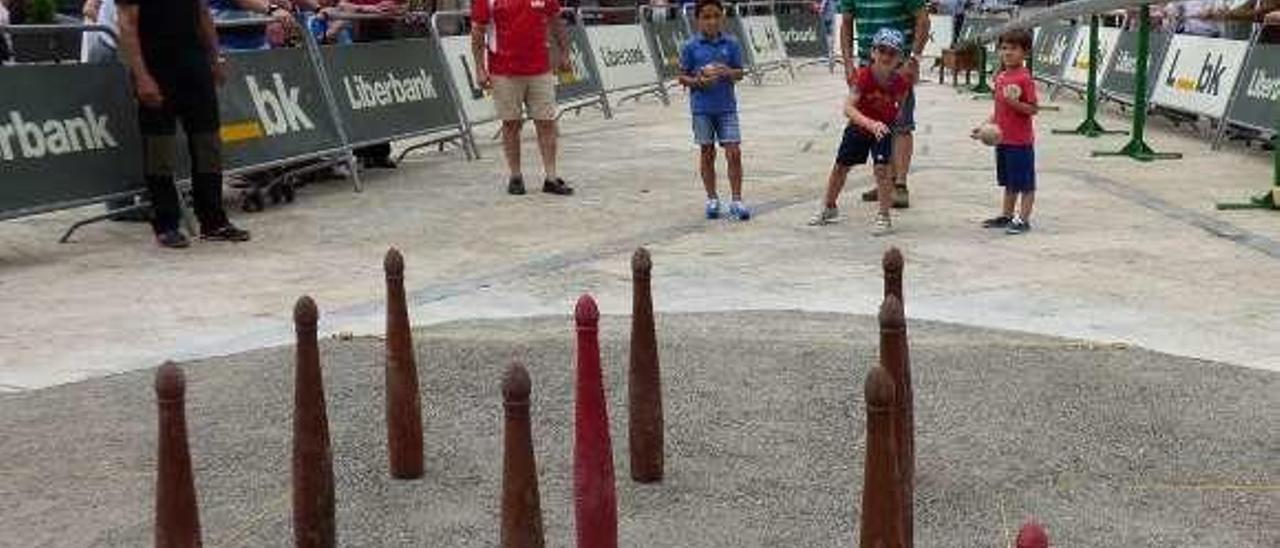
[138,50,228,234]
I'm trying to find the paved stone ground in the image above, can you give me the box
[0,312,1275,547]
[1,66,1278,391]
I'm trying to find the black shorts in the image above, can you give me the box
[836,125,893,166]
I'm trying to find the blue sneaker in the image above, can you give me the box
[729,200,751,221]
[705,198,721,219]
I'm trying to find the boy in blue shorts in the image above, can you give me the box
[974,29,1038,235]
[679,0,749,221]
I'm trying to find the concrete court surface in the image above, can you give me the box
[1,66,1279,391]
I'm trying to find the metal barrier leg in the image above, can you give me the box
[969,47,992,95]
[1053,15,1125,137]
[58,203,151,243]
[1092,7,1180,162]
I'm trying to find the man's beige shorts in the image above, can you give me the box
[492,73,557,121]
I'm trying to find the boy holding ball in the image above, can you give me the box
[679,0,750,221]
[975,29,1039,234]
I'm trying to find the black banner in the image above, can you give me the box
[1101,30,1171,103]
[215,47,344,171]
[322,39,461,145]
[1227,43,1279,131]
[1031,21,1076,81]
[775,12,827,58]
[0,63,142,217]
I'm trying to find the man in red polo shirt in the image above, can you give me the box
[471,0,575,196]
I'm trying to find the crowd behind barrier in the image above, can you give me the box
[1,0,1276,229]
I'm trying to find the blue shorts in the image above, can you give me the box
[996,144,1036,192]
[836,125,893,166]
[692,112,741,146]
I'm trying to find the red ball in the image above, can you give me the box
[1016,521,1049,548]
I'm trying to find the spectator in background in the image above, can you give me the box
[344,0,405,169]
[471,0,576,196]
[1167,0,1227,37]
[116,0,251,247]
[81,0,118,63]
[208,0,297,51]
[1,0,13,63]
[306,0,354,44]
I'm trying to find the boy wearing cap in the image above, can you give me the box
[810,27,912,236]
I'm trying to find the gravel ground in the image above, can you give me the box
[0,311,1276,547]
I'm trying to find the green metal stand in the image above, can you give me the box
[1216,134,1280,210]
[1092,5,1180,161]
[969,46,993,95]
[1053,15,1126,137]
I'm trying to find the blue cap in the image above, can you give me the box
[871,28,905,52]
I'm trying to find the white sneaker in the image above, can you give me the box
[872,213,894,236]
[808,206,839,226]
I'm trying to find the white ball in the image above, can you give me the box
[977,123,1001,146]
[1003,84,1022,101]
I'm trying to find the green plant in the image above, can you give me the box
[25,0,57,23]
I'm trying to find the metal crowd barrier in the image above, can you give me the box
[0,23,145,226]
[773,0,836,72]
[578,6,670,107]
[732,1,796,84]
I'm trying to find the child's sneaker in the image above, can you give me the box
[729,200,751,221]
[871,213,894,236]
[982,215,1012,228]
[705,198,721,219]
[808,206,838,226]
[1006,218,1031,235]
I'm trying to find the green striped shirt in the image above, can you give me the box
[838,0,926,62]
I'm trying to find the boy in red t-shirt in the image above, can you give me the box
[974,29,1039,235]
[810,27,912,236]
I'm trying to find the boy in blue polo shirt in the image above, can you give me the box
[679,0,749,221]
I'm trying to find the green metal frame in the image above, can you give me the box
[970,45,993,95]
[1092,5,1181,161]
[1053,15,1126,137]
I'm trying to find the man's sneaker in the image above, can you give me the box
[507,176,526,195]
[982,215,1013,228]
[201,223,251,242]
[543,178,574,196]
[808,206,839,225]
[705,198,721,219]
[872,213,894,236]
[860,187,878,202]
[892,186,910,209]
[156,229,190,249]
[1006,219,1031,235]
[729,200,751,221]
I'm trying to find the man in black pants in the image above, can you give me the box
[117,0,250,248]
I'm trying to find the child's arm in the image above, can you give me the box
[844,90,890,139]
[677,44,705,88]
[1005,97,1039,116]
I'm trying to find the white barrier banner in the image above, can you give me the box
[439,35,497,124]
[585,25,660,92]
[1062,26,1120,85]
[924,15,953,58]
[741,15,787,65]
[1151,35,1250,119]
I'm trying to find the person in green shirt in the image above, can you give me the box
[839,0,930,208]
